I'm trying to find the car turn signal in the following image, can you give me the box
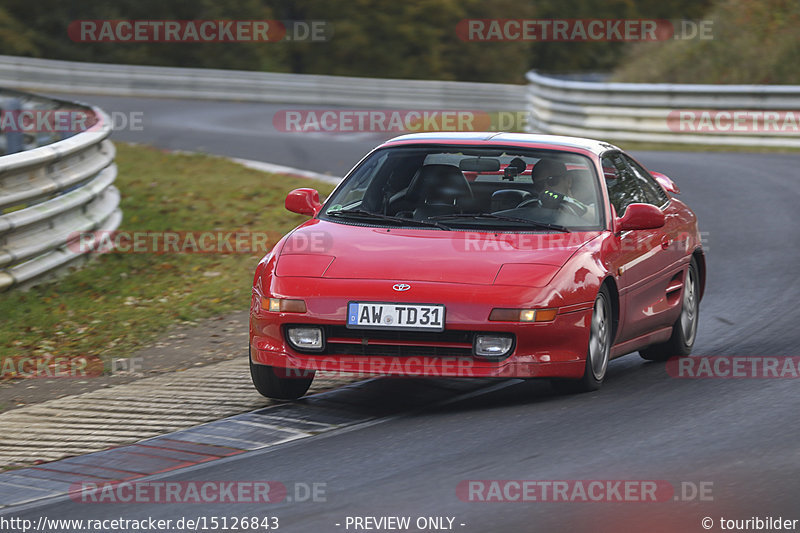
[489,308,558,322]
[263,298,307,313]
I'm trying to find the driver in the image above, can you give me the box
[540,172,596,222]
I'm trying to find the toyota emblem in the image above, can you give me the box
[392,283,411,292]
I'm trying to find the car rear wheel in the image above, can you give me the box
[551,285,612,393]
[249,348,314,400]
[640,258,700,362]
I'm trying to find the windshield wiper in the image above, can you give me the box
[327,209,451,230]
[429,213,569,232]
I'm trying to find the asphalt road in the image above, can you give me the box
[53,93,388,176]
[8,94,800,532]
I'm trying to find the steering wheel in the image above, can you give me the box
[518,194,585,218]
[517,197,539,208]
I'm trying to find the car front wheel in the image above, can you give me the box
[249,348,314,400]
[551,285,612,393]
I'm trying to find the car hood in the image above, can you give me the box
[275,220,600,286]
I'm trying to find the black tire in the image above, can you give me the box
[249,348,314,400]
[551,285,612,394]
[640,258,700,362]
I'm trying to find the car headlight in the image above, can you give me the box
[286,326,324,352]
[474,335,514,359]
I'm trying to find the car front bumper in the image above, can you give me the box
[250,277,593,379]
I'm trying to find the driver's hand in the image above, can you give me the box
[540,189,565,209]
[541,189,590,217]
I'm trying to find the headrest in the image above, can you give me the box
[531,159,567,180]
[416,164,471,202]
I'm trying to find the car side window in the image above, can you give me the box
[601,153,647,216]
[620,155,669,207]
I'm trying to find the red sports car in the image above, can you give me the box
[250,133,705,399]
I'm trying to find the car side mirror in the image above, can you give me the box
[285,188,322,216]
[618,203,665,231]
[651,171,680,194]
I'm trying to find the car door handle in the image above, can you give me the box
[661,238,671,250]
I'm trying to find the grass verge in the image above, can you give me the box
[0,143,335,375]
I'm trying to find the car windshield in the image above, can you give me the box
[320,146,603,232]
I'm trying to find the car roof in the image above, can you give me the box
[380,132,620,156]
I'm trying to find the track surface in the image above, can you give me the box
[8,95,800,531]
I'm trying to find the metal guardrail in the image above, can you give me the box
[2,56,796,147]
[526,70,800,147]
[0,55,526,111]
[0,88,83,154]
[0,90,119,291]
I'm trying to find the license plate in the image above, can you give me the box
[347,302,445,331]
